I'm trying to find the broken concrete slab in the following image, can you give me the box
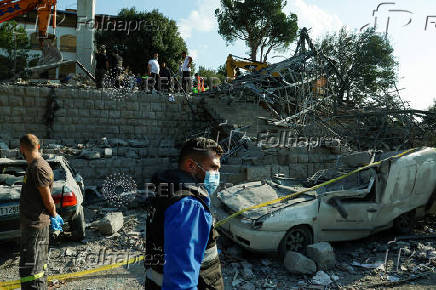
[79,149,101,160]
[312,271,332,286]
[307,242,336,270]
[283,251,317,275]
[128,139,149,148]
[109,138,129,147]
[240,262,254,279]
[93,212,124,235]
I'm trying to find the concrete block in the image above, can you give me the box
[0,107,11,117]
[289,164,308,179]
[14,86,25,96]
[284,252,317,275]
[306,242,336,270]
[151,103,163,112]
[297,154,309,163]
[104,101,118,110]
[0,96,8,106]
[9,96,23,106]
[246,166,272,181]
[93,212,124,235]
[307,163,314,177]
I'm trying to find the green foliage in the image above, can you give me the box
[197,66,226,86]
[215,0,298,62]
[424,99,436,126]
[96,8,188,75]
[0,21,30,79]
[317,27,398,104]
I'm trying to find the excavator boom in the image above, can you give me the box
[0,0,61,66]
[0,0,37,23]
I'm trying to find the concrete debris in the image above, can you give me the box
[64,248,75,256]
[225,246,243,257]
[125,150,139,159]
[104,148,113,158]
[387,275,400,282]
[240,282,256,290]
[79,149,101,160]
[128,139,149,148]
[283,251,317,275]
[92,212,124,235]
[312,271,333,286]
[351,261,384,270]
[306,242,336,270]
[240,262,254,278]
[200,28,435,151]
[109,138,129,147]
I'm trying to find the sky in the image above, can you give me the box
[66,0,435,110]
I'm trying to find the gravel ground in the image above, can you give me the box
[1,207,436,290]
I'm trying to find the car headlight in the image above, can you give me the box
[251,220,263,230]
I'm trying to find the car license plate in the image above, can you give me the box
[0,204,19,216]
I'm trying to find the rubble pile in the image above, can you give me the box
[202,28,435,151]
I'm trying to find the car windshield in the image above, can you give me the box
[49,162,66,181]
[0,164,26,186]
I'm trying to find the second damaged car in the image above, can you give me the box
[0,155,86,242]
[212,147,436,257]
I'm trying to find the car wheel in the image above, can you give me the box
[71,205,86,242]
[393,210,416,235]
[279,225,313,259]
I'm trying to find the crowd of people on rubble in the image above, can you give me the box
[94,45,206,93]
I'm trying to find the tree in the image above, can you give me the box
[215,0,298,62]
[96,8,188,75]
[316,27,398,105]
[197,66,226,87]
[424,99,436,126]
[0,21,30,79]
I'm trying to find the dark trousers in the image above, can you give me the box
[151,73,160,90]
[95,69,107,89]
[19,225,49,290]
[182,71,191,93]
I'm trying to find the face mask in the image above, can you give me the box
[193,161,220,194]
[204,171,220,195]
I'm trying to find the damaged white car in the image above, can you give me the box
[212,147,436,256]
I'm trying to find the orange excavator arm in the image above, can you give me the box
[0,0,57,38]
[0,0,62,66]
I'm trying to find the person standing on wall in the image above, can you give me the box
[148,52,160,91]
[95,45,109,89]
[159,62,171,92]
[181,51,193,93]
[19,134,64,290]
[107,46,123,88]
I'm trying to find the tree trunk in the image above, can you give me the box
[249,43,258,62]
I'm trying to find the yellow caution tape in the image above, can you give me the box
[215,148,418,227]
[0,255,144,290]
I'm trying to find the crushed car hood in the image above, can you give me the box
[0,185,21,202]
[217,181,316,219]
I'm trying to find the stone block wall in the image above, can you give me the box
[0,85,343,188]
[0,85,209,187]
[0,85,206,141]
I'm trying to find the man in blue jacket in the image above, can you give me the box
[145,137,224,289]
